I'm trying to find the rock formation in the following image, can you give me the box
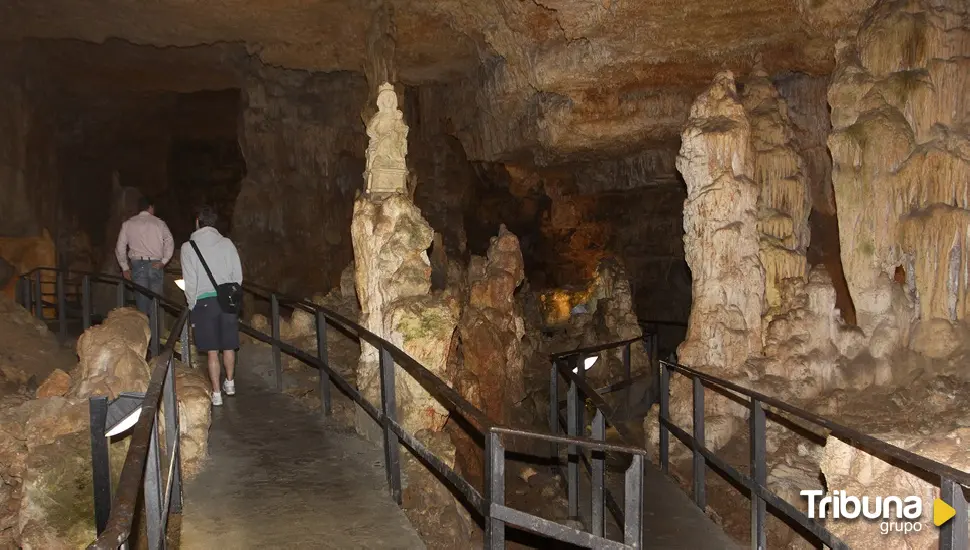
[0,297,211,548]
[741,64,812,312]
[456,225,527,425]
[829,0,969,358]
[677,71,764,376]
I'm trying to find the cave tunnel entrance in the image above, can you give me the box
[55,86,246,274]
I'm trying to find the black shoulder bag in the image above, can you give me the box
[189,240,242,314]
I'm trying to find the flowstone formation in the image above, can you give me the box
[741,64,812,312]
[0,300,210,548]
[829,0,969,357]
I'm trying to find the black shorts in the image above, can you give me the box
[191,297,240,352]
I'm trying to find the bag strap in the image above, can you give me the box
[189,240,220,290]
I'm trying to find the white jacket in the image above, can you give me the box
[180,227,242,309]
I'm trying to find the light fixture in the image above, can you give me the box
[174,279,185,291]
[105,392,145,437]
[572,355,599,374]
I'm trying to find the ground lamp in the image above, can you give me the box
[89,392,145,535]
[572,355,599,374]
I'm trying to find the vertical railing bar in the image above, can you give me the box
[57,269,66,342]
[941,477,968,550]
[659,363,670,474]
[35,270,43,319]
[750,397,767,550]
[591,409,606,538]
[82,275,92,330]
[567,378,579,518]
[485,430,506,549]
[144,414,164,550]
[88,396,112,535]
[623,342,631,381]
[379,345,402,504]
[549,361,560,461]
[692,375,706,510]
[117,279,125,309]
[316,310,332,417]
[180,321,191,368]
[623,454,644,548]
[270,294,282,392]
[151,297,161,358]
[162,356,183,514]
[574,355,585,432]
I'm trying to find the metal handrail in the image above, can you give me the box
[90,308,190,549]
[16,267,189,550]
[548,330,970,549]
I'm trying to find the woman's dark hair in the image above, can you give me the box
[197,206,218,228]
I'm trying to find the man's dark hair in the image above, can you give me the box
[138,196,153,212]
[197,206,218,229]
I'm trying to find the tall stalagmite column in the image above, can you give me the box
[676,71,765,374]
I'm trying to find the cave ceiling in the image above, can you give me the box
[1,0,876,162]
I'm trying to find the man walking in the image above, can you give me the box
[180,206,243,406]
[115,196,174,319]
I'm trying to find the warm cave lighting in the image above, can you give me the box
[175,279,186,291]
[572,355,599,374]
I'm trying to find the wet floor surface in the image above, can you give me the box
[179,351,426,550]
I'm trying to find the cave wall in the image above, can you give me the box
[232,64,368,295]
[0,47,60,240]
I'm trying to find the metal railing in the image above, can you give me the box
[658,359,970,550]
[553,327,970,550]
[16,268,191,550]
[235,280,648,548]
[547,338,647,547]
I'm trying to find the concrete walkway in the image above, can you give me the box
[180,349,426,549]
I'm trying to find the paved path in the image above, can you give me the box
[180,349,426,549]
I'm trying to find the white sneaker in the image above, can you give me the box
[222,379,236,396]
[211,391,223,406]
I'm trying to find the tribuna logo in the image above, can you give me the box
[801,490,924,535]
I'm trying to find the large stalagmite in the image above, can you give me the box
[829,0,970,358]
[351,85,471,547]
[676,70,764,375]
[648,71,765,459]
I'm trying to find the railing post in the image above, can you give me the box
[180,321,191,368]
[35,270,43,320]
[692,376,706,510]
[549,361,559,459]
[485,430,506,549]
[591,409,606,537]
[163,357,183,515]
[57,269,66,342]
[82,275,92,331]
[117,279,126,309]
[659,363,670,474]
[941,477,968,550]
[316,310,332,417]
[574,355,585,431]
[150,297,160,358]
[270,294,282,392]
[379,345,402,504]
[623,342,632,381]
[750,398,767,550]
[623,454,644,548]
[566,378,579,518]
[144,414,164,549]
[18,276,28,310]
[88,396,112,535]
